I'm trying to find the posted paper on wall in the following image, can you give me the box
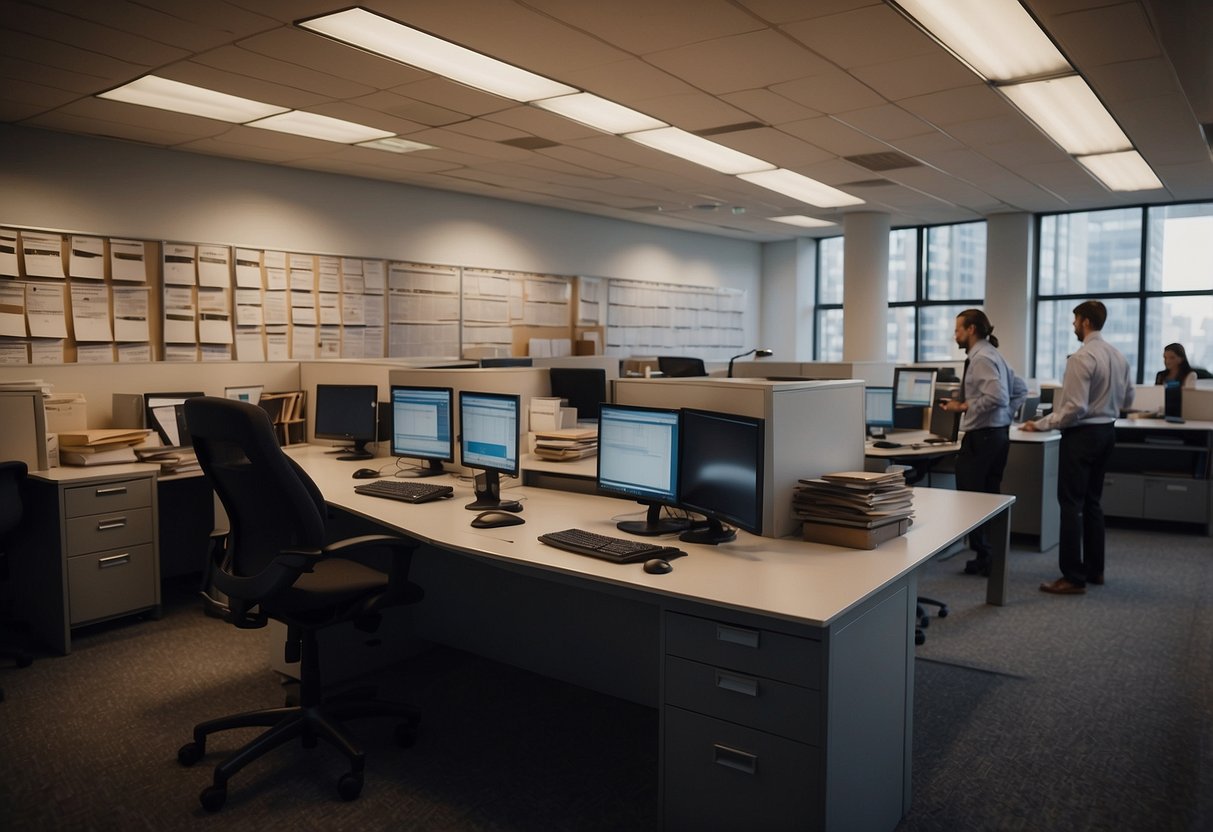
[69,236,105,279]
[109,239,148,282]
[69,283,113,341]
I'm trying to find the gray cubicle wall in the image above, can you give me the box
[613,377,864,538]
[733,360,896,386]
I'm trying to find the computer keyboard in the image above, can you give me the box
[538,528,681,564]
[353,479,454,503]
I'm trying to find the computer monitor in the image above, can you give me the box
[677,408,765,545]
[459,390,521,511]
[223,385,263,405]
[1016,395,1040,423]
[480,357,533,368]
[1164,380,1184,422]
[658,356,707,378]
[929,400,961,442]
[314,384,378,461]
[596,404,689,536]
[892,367,937,430]
[389,385,454,477]
[865,386,894,437]
[145,391,204,447]
[549,368,607,423]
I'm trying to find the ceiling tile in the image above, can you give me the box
[630,91,759,132]
[834,105,937,141]
[900,85,1015,126]
[390,77,516,118]
[780,4,936,68]
[769,69,886,114]
[711,126,835,168]
[735,0,882,25]
[778,116,890,156]
[1044,1,1161,68]
[851,53,978,102]
[561,58,698,108]
[522,0,762,54]
[238,28,431,90]
[645,30,833,95]
[347,91,467,128]
[159,60,331,110]
[1,3,190,67]
[481,106,602,143]
[720,89,820,125]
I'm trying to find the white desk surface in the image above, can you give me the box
[1115,417,1213,431]
[288,444,1014,629]
[865,426,1060,457]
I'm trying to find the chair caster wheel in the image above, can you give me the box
[177,742,204,766]
[337,771,363,801]
[395,720,419,748]
[938,607,949,618]
[199,784,227,812]
[915,629,925,646]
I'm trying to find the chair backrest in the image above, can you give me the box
[658,356,707,378]
[1195,367,1213,380]
[548,367,607,421]
[0,460,28,543]
[184,397,327,584]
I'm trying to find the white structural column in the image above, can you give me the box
[759,238,817,360]
[984,213,1033,378]
[842,212,890,362]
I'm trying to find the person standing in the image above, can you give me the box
[1154,342,1198,388]
[938,309,1027,576]
[1023,300,1134,594]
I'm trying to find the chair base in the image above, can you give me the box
[915,596,948,646]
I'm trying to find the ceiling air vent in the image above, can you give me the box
[693,121,767,137]
[500,137,560,150]
[839,178,892,188]
[843,151,920,171]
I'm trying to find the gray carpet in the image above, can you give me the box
[2,523,1210,831]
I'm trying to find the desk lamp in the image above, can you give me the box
[727,348,773,377]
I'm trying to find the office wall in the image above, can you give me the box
[0,125,762,351]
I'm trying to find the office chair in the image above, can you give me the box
[176,397,425,811]
[0,461,34,702]
[915,597,948,646]
[657,356,707,377]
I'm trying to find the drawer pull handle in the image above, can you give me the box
[98,553,130,568]
[95,486,128,496]
[716,624,760,649]
[97,518,127,531]
[716,672,759,697]
[713,744,757,775]
[1165,484,1188,492]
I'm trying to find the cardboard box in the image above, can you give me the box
[44,393,87,433]
[802,517,910,550]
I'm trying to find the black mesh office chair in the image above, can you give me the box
[176,397,424,812]
[658,356,708,377]
[0,461,33,702]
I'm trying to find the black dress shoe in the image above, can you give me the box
[963,558,991,576]
[1040,577,1085,594]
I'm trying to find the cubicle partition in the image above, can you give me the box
[612,377,864,538]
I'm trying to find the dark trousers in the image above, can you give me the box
[1057,423,1117,586]
[954,426,1011,560]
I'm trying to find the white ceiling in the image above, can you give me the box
[2,0,1211,241]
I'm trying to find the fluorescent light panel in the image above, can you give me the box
[625,127,773,175]
[247,111,394,144]
[1077,150,1163,192]
[770,215,837,228]
[739,169,864,209]
[98,76,288,123]
[358,137,434,153]
[299,8,575,103]
[891,0,1070,82]
[533,92,666,134]
[1001,75,1130,155]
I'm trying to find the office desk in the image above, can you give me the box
[1105,418,1213,534]
[289,445,1014,831]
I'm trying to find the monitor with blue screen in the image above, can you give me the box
[390,385,453,477]
[597,403,689,536]
[865,386,894,437]
[459,390,521,511]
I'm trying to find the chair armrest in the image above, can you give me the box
[318,534,419,558]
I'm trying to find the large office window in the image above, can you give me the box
[814,222,987,361]
[1035,204,1213,382]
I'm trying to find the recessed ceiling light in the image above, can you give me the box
[247,111,394,144]
[624,127,774,175]
[1000,75,1131,155]
[299,8,575,103]
[1077,150,1164,192]
[98,76,288,123]
[532,92,666,134]
[737,169,864,208]
[358,136,435,153]
[770,215,837,228]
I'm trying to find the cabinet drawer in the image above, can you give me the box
[665,655,819,745]
[1101,474,1143,518]
[663,705,820,832]
[68,543,156,625]
[665,611,821,689]
[1143,478,1208,522]
[66,507,153,556]
[64,477,151,518]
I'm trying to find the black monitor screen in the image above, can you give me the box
[598,404,679,504]
[145,391,203,447]
[549,368,607,422]
[865,386,894,428]
[314,384,378,460]
[678,409,764,544]
[390,385,453,475]
[893,368,937,408]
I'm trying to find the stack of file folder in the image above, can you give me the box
[59,428,151,466]
[532,427,598,461]
[794,470,914,549]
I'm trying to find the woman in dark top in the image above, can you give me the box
[1154,343,1197,388]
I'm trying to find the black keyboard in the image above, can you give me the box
[538,528,680,564]
[353,479,453,504]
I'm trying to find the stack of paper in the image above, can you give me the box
[533,427,598,461]
[794,470,914,549]
[58,428,151,466]
[134,445,201,475]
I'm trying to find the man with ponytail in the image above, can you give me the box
[938,308,1027,576]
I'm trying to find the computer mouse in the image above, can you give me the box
[643,558,673,575]
[471,510,526,529]
[352,468,381,479]
[872,440,901,449]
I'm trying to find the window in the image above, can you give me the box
[815,237,844,360]
[1035,204,1213,382]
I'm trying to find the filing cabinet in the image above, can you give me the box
[1103,425,1213,533]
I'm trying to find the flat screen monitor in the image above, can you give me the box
[597,404,688,536]
[459,390,521,511]
[658,356,707,378]
[314,384,378,461]
[893,367,936,430]
[223,385,263,405]
[677,408,765,545]
[145,391,203,447]
[390,385,454,477]
[1164,381,1184,422]
[865,386,894,434]
[929,400,961,441]
[549,367,607,423]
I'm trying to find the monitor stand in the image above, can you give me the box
[616,502,691,536]
[464,470,522,512]
[867,426,886,439]
[336,439,374,461]
[679,517,736,545]
[398,458,446,478]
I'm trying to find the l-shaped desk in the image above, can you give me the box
[289,446,1015,831]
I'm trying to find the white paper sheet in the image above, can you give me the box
[0,282,27,337]
[163,243,197,285]
[363,327,384,358]
[263,291,288,325]
[265,266,287,291]
[235,249,262,288]
[22,231,65,278]
[198,287,232,344]
[318,292,340,325]
[0,340,28,364]
[201,344,231,361]
[235,327,265,362]
[363,294,384,327]
[0,229,18,276]
[363,260,385,294]
[341,259,364,294]
[117,342,151,363]
[109,239,148,282]
[318,257,340,293]
[69,283,113,341]
[265,327,288,361]
[26,283,68,338]
[30,339,64,364]
[318,326,341,358]
[341,328,365,359]
[164,344,197,362]
[76,342,114,363]
[197,245,231,287]
[163,286,196,343]
[263,250,286,270]
[341,293,364,325]
[291,325,316,359]
[69,236,105,279]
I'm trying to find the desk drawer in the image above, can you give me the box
[68,543,156,625]
[665,611,821,689]
[64,477,151,518]
[1143,478,1208,522]
[663,705,820,832]
[66,507,153,556]
[665,655,819,745]
[1101,474,1143,517]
